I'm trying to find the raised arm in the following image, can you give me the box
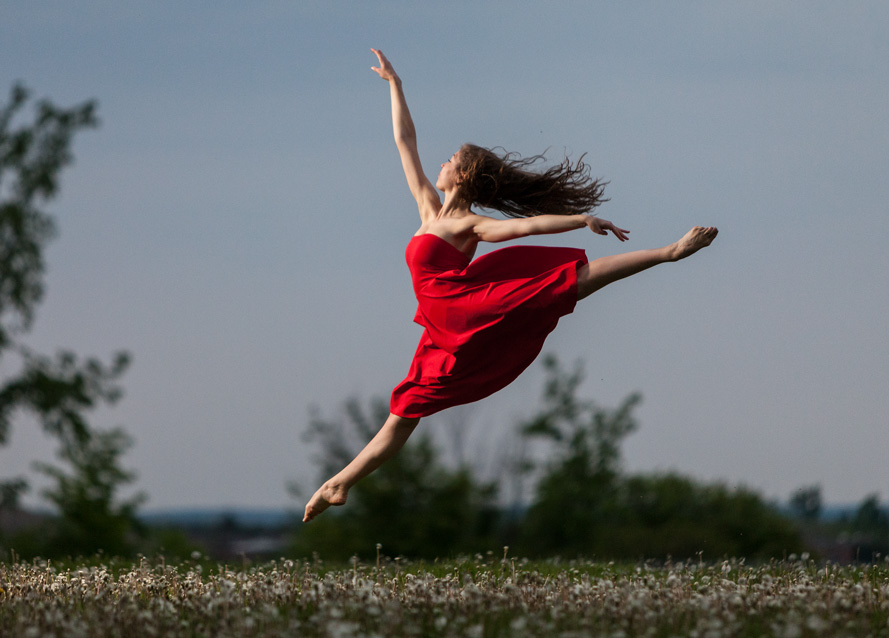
[472,214,630,243]
[371,49,440,221]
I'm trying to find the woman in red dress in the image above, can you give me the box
[303,50,717,522]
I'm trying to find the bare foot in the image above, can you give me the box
[303,482,349,522]
[670,226,718,261]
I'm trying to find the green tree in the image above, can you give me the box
[294,397,498,559]
[517,355,802,560]
[789,484,823,522]
[849,494,889,536]
[517,355,641,556]
[0,84,96,348]
[844,494,889,560]
[0,83,142,555]
[612,473,804,559]
[33,426,146,557]
[0,477,27,510]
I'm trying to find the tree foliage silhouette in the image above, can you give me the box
[0,83,142,557]
[33,426,146,557]
[789,484,823,522]
[517,355,803,559]
[517,355,641,556]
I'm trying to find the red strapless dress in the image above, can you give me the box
[390,233,587,418]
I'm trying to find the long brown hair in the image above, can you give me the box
[455,144,608,217]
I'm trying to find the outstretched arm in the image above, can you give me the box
[371,49,440,221]
[472,214,630,243]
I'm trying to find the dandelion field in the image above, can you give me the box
[2,553,888,637]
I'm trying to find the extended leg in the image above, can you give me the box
[577,226,717,300]
[303,412,420,522]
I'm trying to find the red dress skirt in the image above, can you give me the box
[390,233,587,418]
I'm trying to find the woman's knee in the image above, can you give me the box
[575,263,601,301]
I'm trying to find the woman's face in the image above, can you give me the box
[435,151,461,191]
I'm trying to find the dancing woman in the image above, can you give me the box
[303,50,717,522]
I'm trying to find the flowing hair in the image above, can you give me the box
[455,144,608,218]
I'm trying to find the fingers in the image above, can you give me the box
[371,49,382,73]
[597,219,630,242]
[371,48,388,65]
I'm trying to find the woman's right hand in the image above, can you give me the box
[371,48,400,83]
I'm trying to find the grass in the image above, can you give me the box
[1,552,888,637]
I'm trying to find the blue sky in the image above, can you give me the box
[2,2,887,511]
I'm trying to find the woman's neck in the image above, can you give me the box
[439,191,471,218]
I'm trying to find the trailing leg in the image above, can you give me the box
[303,412,421,522]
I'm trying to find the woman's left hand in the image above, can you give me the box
[371,48,400,83]
[585,215,630,241]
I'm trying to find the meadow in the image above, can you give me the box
[1,552,888,637]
